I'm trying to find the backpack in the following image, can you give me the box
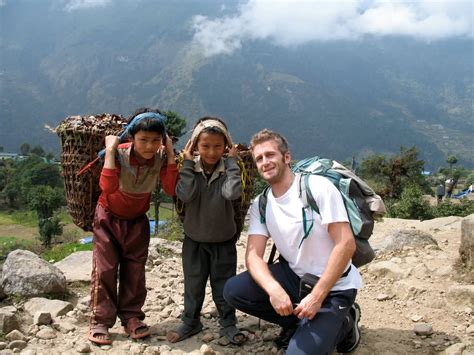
[258,156,386,268]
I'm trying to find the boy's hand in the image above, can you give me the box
[183,139,194,161]
[228,144,238,158]
[163,134,174,155]
[105,135,119,151]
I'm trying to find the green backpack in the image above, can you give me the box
[258,156,386,268]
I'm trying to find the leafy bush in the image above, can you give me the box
[433,199,474,218]
[156,215,184,241]
[0,237,36,260]
[41,242,93,263]
[388,184,434,220]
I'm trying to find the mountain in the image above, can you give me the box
[0,0,473,169]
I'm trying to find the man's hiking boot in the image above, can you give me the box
[273,325,297,350]
[336,302,361,353]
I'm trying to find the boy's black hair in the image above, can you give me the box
[194,116,228,138]
[127,107,166,139]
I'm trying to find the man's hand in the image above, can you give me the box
[268,286,294,317]
[293,293,322,320]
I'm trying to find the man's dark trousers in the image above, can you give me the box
[223,258,357,354]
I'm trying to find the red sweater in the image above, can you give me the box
[98,143,178,219]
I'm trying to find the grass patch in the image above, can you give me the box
[0,236,36,260]
[41,242,93,263]
[0,210,37,227]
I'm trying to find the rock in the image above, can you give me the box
[54,251,92,282]
[75,342,91,353]
[368,261,410,280]
[459,216,474,271]
[24,298,73,318]
[35,328,57,340]
[33,312,51,326]
[6,340,26,350]
[466,325,474,335]
[414,323,433,336]
[0,307,20,333]
[1,250,67,296]
[446,285,474,311]
[410,315,424,322]
[376,229,439,253]
[19,350,36,355]
[201,332,215,343]
[5,330,25,342]
[199,344,214,354]
[376,293,391,301]
[54,321,75,333]
[443,343,466,355]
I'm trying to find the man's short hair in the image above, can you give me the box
[250,129,289,155]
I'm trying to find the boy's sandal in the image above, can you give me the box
[219,325,248,345]
[166,322,203,343]
[88,324,112,345]
[124,317,151,340]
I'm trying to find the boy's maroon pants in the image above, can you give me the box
[90,204,150,328]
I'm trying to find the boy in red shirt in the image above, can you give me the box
[88,108,178,345]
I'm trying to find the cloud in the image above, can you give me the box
[63,0,112,11]
[192,0,474,57]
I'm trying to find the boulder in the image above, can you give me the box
[24,297,73,318]
[54,251,92,282]
[459,215,474,270]
[375,229,438,253]
[1,250,67,296]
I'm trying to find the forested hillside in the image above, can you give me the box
[1,0,472,169]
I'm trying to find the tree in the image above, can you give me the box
[0,146,3,152]
[163,110,187,140]
[0,156,63,208]
[358,146,427,199]
[153,111,187,236]
[31,145,45,157]
[28,186,64,247]
[20,143,30,156]
[446,155,458,176]
[389,184,433,220]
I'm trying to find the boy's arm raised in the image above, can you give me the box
[99,135,120,193]
[222,145,241,200]
[160,134,178,196]
[175,139,198,202]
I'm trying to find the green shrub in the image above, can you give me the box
[156,215,184,242]
[388,184,434,220]
[41,242,93,263]
[0,237,36,260]
[433,199,474,218]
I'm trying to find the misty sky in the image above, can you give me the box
[2,0,472,57]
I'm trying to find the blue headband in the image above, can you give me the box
[97,111,166,160]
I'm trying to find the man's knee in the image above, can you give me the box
[223,275,239,306]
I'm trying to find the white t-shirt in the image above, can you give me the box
[248,174,363,291]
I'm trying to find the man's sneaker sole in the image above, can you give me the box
[337,302,361,353]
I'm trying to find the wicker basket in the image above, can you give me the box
[56,114,126,231]
[174,144,257,238]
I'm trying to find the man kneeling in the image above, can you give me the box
[224,129,362,354]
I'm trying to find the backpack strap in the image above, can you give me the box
[258,186,271,223]
[299,173,316,248]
